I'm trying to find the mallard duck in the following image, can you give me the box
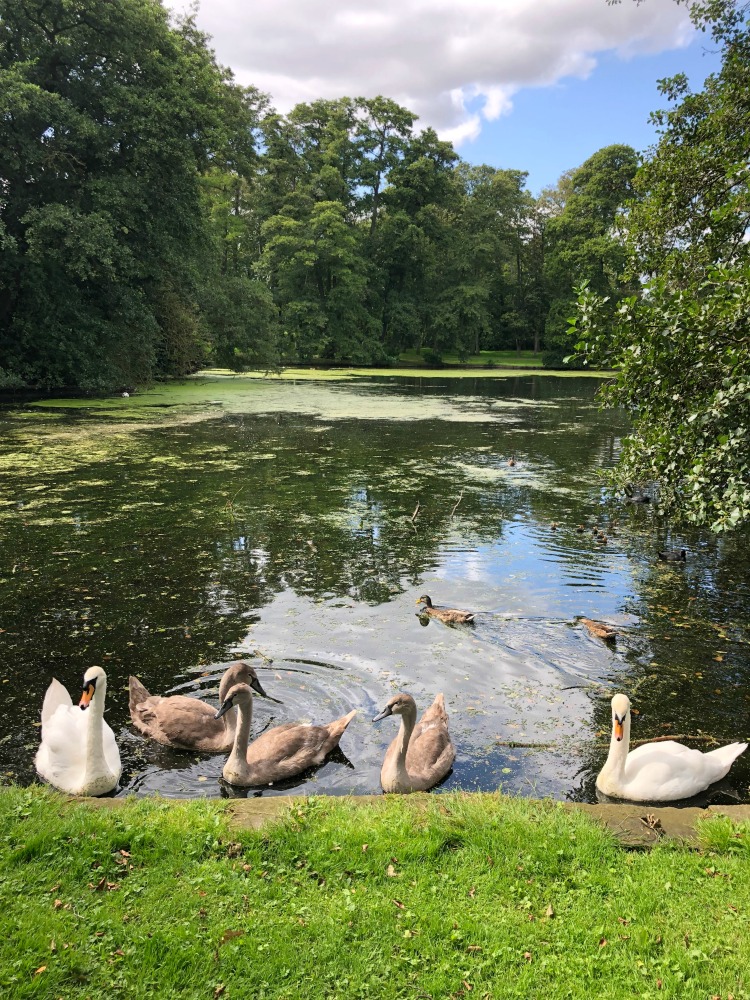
[580,617,617,643]
[373,692,455,793]
[596,694,747,802]
[416,595,476,624]
[576,524,585,534]
[128,661,266,751]
[215,683,356,787]
[35,666,121,796]
[507,455,516,467]
[658,548,686,562]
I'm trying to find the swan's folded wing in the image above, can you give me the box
[36,705,87,788]
[624,742,716,798]
[246,723,327,777]
[41,679,73,731]
[407,723,455,782]
[148,697,218,745]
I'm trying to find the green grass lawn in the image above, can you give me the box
[2,788,749,999]
[397,349,543,368]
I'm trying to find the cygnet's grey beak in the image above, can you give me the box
[250,675,268,698]
[249,676,283,705]
[214,699,233,720]
[372,705,393,723]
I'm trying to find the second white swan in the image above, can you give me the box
[596,693,747,802]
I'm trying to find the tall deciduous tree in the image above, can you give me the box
[0,0,266,389]
[542,144,638,365]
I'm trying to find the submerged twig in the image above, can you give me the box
[450,491,464,518]
[409,502,421,523]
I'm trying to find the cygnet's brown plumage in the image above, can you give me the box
[416,595,475,624]
[580,617,617,643]
[216,683,356,787]
[373,692,455,793]
[128,661,265,751]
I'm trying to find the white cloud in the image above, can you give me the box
[167,0,693,146]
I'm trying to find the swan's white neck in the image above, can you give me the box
[598,711,631,792]
[382,705,416,792]
[85,680,108,781]
[225,697,253,784]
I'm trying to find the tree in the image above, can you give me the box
[542,144,639,365]
[0,0,265,390]
[574,2,750,531]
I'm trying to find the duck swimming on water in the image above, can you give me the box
[416,595,476,625]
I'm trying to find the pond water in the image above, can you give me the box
[1,372,749,803]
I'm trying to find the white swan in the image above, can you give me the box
[596,693,747,802]
[35,666,122,796]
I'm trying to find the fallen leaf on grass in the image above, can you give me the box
[214,986,226,998]
[53,899,62,909]
[49,941,56,952]
[362,844,368,853]
[617,917,630,925]
[599,938,608,948]
[90,877,119,892]
[34,966,47,976]
[467,945,482,953]
[462,981,473,991]
[219,930,245,946]
[657,980,662,990]
[523,952,532,962]
[392,899,405,910]
[545,904,555,918]
[386,865,399,878]
[468,887,476,898]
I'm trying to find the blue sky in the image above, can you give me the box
[462,40,722,194]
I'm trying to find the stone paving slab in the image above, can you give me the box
[69,794,750,848]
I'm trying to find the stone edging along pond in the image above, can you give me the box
[69,794,750,849]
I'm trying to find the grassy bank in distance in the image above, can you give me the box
[2,788,750,999]
[397,349,544,369]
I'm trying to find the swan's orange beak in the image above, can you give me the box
[614,718,623,742]
[79,683,95,709]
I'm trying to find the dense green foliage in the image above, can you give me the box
[4,787,750,999]
[0,0,636,390]
[0,0,275,390]
[542,144,639,366]
[574,0,750,531]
